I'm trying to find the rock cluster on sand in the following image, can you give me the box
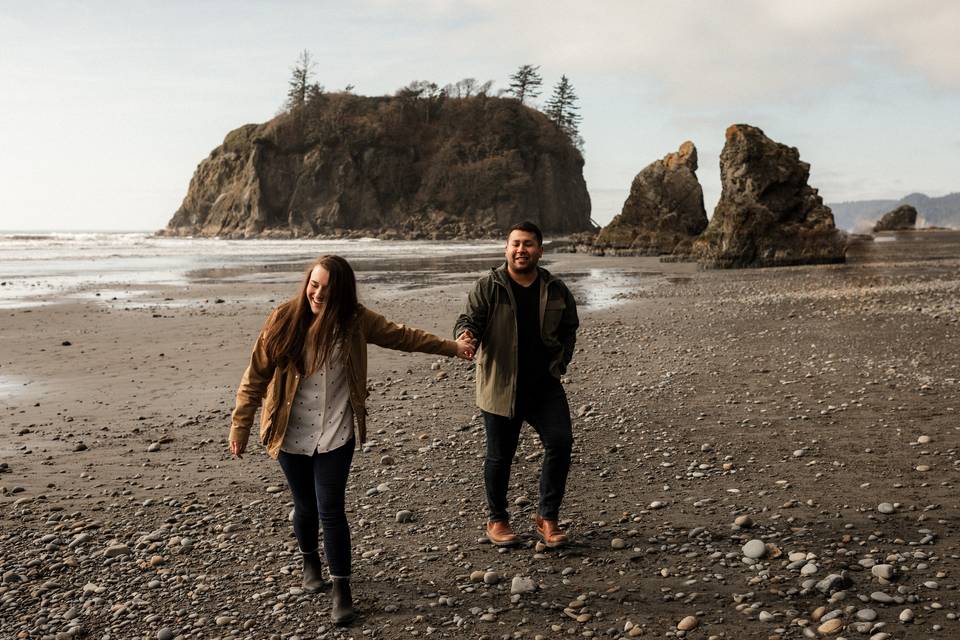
[162,94,593,239]
[873,204,918,231]
[692,124,847,268]
[581,141,707,256]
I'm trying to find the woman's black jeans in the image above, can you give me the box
[277,439,355,578]
[482,378,572,522]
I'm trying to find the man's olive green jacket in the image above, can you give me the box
[455,264,579,417]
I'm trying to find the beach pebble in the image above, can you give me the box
[872,564,895,580]
[510,576,536,594]
[899,608,914,622]
[734,515,753,528]
[676,615,698,631]
[103,543,130,558]
[855,608,877,621]
[147,442,161,452]
[817,618,843,634]
[380,455,396,466]
[265,486,283,493]
[917,435,931,444]
[483,570,501,585]
[870,591,894,603]
[611,538,626,549]
[395,510,414,523]
[157,629,174,640]
[877,502,895,514]
[742,539,766,559]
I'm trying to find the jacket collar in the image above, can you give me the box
[492,262,554,288]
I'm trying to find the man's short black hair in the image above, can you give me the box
[507,221,543,245]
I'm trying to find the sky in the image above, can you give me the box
[1,0,958,231]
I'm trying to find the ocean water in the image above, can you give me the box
[0,233,503,308]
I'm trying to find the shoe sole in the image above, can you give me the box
[537,530,569,549]
[487,533,520,547]
[333,613,356,626]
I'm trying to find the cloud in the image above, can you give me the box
[393,0,960,106]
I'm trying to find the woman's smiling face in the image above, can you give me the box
[305,265,330,314]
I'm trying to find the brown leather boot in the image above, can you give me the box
[535,515,569,548]
[486,520,520,546]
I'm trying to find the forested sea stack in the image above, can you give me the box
[589,141,707,256]
[162,93,592,239]
[692,125,847,268]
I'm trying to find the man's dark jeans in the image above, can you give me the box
[483,378,572,522]
[277,439,354,577]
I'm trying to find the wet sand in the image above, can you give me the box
[1,232,959,639]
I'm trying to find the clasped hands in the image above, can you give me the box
[456,330,477,360]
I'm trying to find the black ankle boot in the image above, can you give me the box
[301,551,325,593]
[331,577,356,625]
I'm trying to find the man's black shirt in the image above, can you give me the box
[508,274,550,396]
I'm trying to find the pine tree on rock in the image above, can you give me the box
[286,50,323,110]
[545,75,583,150]
[508,64,543,105]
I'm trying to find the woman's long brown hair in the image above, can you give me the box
[262,255,358,375]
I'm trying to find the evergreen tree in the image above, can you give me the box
[286,50,323,109]
[544,75,583,149]
[508,64,542,105]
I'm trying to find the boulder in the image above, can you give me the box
[692,124,847,268]
[587,141,707,255]
[162,93,593,239]
[873,204,918,231]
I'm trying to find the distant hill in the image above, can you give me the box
[828,192,960,231]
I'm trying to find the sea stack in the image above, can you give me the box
[873,204,918,231]
[692,124,847,268]
[162,94,593,239]
[589,141,708,256]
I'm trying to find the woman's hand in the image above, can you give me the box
[230,439,246,459]
[456,331,476,360]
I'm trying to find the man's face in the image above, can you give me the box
[505,230,543,274]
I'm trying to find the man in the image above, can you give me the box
[455,221,579,548]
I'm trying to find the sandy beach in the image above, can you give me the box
[2,231,959,640]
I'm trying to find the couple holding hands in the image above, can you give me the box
[228,221,579,625]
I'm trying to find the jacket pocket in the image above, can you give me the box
[543,300,566,333]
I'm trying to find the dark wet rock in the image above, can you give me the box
[692,124,847,268]
[583,141,707,256]
[873,204,918,231]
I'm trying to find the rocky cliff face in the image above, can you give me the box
[873,204,918,231]
[692,125,847,268]
[584,141,707,256]
[163,94,593,239]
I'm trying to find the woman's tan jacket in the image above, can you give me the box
[230,304,459,459]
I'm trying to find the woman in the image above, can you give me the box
[228,255,474,626]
